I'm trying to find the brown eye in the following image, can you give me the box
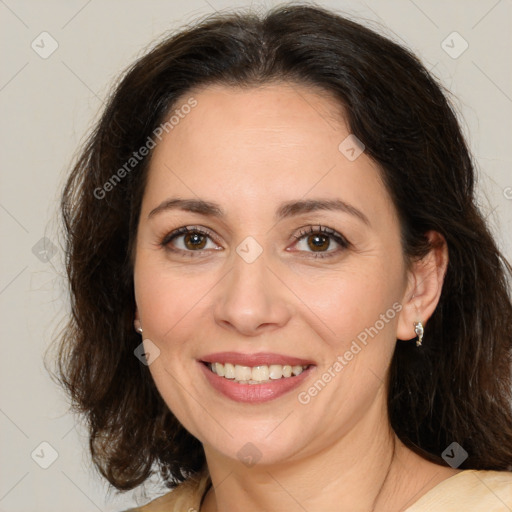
[184,232,207,250]
[162,226,220,254]
[307,233,330,252]
[292,225,350,258]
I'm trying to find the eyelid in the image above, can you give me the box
[160,224,350,258]
[288,225,351,258]
[160,225,222,249]
[292,225,350,246]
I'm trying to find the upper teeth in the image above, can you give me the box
[209,362,308,383]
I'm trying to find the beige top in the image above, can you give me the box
[127,468,512,511]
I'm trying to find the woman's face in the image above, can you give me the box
[134,83,410,465]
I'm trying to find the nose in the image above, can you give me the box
[213,253,292,336]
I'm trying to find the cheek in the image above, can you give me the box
[133,255,214,348]
[293,263,401,348]
[292,271,401,418]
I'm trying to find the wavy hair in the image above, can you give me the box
[56,4,512,490]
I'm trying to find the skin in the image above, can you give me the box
[133,83,458,512]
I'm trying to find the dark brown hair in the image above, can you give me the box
[56,3,512,491]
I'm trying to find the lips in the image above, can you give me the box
[200,352,315,367]
[198,352,316,403]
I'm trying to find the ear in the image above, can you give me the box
[396,231,448,341]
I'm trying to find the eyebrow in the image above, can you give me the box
[148,197,370,225]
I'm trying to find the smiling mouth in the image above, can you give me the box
[204,362,312,384]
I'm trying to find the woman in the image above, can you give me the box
[57,4,512,511]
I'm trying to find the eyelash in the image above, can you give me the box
[292,225,350,258]
[160,225,350,259]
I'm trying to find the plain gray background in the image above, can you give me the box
[0,0,511,510]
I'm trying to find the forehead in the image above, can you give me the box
[142,83,392,226]
[150,81,346,172]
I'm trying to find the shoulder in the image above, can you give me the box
[405,469,512,511]
[123,468,210,512]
